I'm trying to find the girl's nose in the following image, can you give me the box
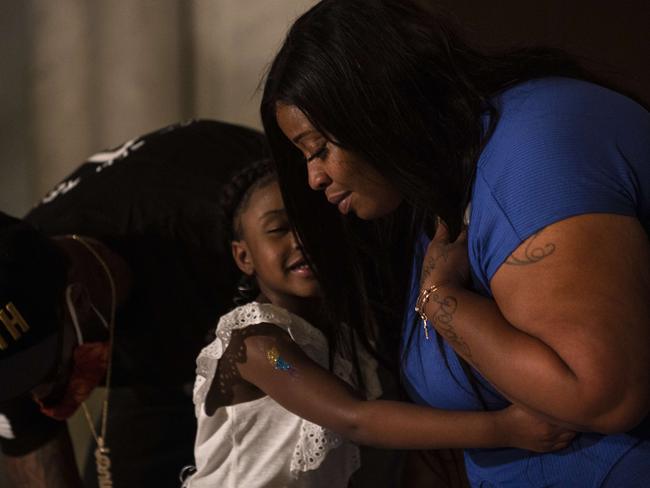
[307,162,331,191]
[289,232,302,251]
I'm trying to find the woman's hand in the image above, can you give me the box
[419,220,469,291]
[416,214,650,433]
[496,404,576,453]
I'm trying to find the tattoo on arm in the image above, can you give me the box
[266,347,297,376]
[429,292,474,361]
[420,245,450,286]
[506,230,555,266]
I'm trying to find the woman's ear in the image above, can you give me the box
[232,240,255,276]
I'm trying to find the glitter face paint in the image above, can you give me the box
[266,346,297,375]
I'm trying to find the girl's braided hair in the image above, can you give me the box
[218,159,277,305]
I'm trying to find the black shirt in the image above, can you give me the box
[0,120,267,458]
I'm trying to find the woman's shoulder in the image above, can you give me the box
[478,77,649,178]
[489,77,648,142]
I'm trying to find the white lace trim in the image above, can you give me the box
[290,421,359,477]
[192,302,374,475]
[193,302,296,411]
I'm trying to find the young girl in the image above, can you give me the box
[181,160,573,488]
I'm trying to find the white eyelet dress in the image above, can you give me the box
[182,302,382,488]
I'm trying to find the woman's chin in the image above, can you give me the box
[350,195,403,221]
[354,204,394,221]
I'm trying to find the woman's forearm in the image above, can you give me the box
[421,284,628,431]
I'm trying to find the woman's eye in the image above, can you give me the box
[267,227,288,234]
[306,144,328,163]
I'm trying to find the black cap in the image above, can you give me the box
[0,213,68,403]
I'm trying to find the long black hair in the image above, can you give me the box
[261,0,598,390]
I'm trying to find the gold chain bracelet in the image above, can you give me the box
[414,283,441,340]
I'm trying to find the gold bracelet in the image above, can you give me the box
[414,284,440,340]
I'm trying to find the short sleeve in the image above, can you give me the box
[192,302,329,413]
[469,78,650,291]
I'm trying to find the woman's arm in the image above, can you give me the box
[420,213,650,433]
[233,324,573,451]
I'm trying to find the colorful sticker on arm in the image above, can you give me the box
[266,346,297,376]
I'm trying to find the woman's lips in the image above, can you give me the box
[338,193,352,215]
[327,191,352,215]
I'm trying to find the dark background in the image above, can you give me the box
[433,0,649,107]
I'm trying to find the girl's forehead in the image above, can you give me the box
[244,181,284,219]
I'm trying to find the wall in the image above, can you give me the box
[0,0,316,217]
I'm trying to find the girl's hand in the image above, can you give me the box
[497,404,576,452]
[420,220,469,290]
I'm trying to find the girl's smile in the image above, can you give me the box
[231,180,320,311]
[286,257,313,278]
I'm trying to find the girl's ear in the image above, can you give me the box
[232,240,255,276]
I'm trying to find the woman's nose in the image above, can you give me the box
[307,161,331,191]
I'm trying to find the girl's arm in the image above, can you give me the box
[420,213,650,434]
[234,323,573,451]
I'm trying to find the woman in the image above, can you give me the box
[260,0,650,486]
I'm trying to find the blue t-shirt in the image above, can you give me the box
[401,78,650,487]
